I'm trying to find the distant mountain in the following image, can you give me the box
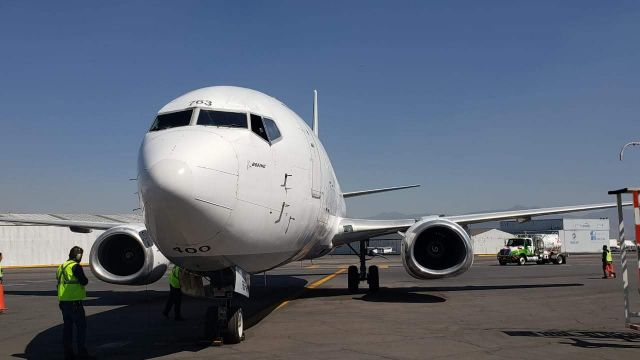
[366,205,635,240]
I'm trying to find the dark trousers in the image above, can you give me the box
[59,301,87,354]
[163,286,182,318]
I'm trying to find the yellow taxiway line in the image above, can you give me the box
[275,268,346,311]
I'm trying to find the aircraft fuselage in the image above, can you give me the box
[138,86,346,273]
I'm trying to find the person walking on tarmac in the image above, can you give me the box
[602,245,616,279]
[162,265,184,320]
[57,246,94,360]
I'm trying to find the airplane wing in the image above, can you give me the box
[0,215,138,231]
[332,202,629,246]
[342,184,420,198]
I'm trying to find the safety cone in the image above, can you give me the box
[0,284,7,313]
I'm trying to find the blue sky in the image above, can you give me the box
[0,1,639,217]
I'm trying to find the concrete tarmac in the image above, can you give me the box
[0,254,639,359]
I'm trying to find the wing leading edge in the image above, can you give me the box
[333,202,629,246]
[0,216,135,230]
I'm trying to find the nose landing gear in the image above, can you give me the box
[347,239,380,293]
[203,267,249,346]
[205,301,244,345]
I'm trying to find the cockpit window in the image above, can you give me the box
[197,110,248,128]
[250,114,269,142]
[263,118,282,142]
[250,114,282,144]
[149,110,193,132]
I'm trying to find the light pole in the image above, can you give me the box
[619,141,640,161]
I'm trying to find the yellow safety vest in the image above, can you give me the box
[56,260,86,301]
[606,250,613,262]
[169,266,181,289]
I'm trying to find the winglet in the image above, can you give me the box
[342,184,421,198]
[313,90,318,136]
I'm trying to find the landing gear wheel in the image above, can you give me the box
[224,307,244,344]
[517,255,526,266]
[367,265,379,292]
[348,265,359,293]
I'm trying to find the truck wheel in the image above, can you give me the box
[536,260,544,265]
[517,255,526,266]
[499,261,507,266]
[555,256,565,265]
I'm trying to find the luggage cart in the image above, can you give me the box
[608,187,640,330]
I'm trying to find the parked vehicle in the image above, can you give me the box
[610,239,637,253]
[367,247,393,255]
[497,234,567,265]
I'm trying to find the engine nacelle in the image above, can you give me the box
[89,224,169,285]
[401,218,473,279]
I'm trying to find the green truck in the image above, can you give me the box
[497,234,567,266]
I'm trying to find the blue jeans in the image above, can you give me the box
[59,301,87,354]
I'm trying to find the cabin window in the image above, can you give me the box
[250,114,269,142]
[149,110,193,132]
[263,117,282,142]
[197,110,248,128]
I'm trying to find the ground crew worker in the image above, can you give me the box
[601,245,616,279]
[162,265,184,320]
[57,246,94,360]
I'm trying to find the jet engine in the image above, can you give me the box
[401,218,473,279]
[89,224,169,285]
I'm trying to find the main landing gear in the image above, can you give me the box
[347,239,379,293]
[203,267,249,346]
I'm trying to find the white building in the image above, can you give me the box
[500,218,609,253]
[470,228,514,255]
[0,213,140,267]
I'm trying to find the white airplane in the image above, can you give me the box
[0,86,626,344]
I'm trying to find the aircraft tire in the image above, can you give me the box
[367,265,379,292]
[348,265,359,293]
[225,307,244,344]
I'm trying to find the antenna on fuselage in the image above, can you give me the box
[313,90,319,136]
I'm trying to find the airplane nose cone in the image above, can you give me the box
[138,130,239,249]
[145,159,193,200]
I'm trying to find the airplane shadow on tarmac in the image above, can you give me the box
[504,330,640,349]
[5,278,585,359]
[6,275,308,360]
[298,283,583,304]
